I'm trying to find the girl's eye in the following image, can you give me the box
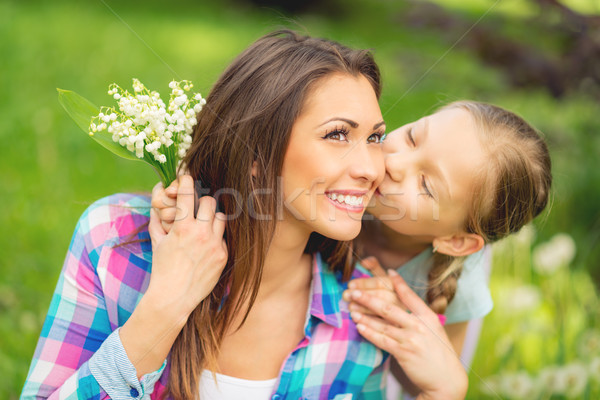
[421,175,434,199]
[407,127,416,146]
[367,132,385,144]
[322,127,349,142]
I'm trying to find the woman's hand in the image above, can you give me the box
[146,175,227,319]
[348,269,468,400]
[150,180,179,236]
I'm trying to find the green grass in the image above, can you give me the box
[1,0,598,398]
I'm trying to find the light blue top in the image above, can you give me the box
[396,246,493,324]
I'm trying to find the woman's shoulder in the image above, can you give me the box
[76,192,151,250]
[83,192,151,220]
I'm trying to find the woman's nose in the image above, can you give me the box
[348,144,384,184]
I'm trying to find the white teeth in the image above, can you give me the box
[326,193,364,207]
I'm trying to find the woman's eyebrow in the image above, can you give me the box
[317,118,386,130]
[318,117,358,128]
[373,121,386,130]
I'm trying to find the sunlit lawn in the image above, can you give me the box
[1,0,598,398]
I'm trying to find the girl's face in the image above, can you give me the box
[370,108,487,240]
[281,73,385,241]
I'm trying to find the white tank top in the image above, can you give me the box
[198,370,278,400]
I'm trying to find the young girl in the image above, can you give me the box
[153,100,552,399]
[22,31,390,400]
[346,101,552,398]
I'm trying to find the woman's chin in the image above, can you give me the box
[316,221,362,242]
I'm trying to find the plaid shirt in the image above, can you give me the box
[22,193,388,400]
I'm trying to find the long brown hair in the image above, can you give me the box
[426,101,552,313]
[165,30,381,400]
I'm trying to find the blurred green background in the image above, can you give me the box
[1,0,598,398]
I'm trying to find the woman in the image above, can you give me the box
[22,30,390,399]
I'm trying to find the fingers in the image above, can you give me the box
[213,212,226,237]
[196,195,217,222]
[348,289,413,328]
[151,182,177,209]
[159,207,177,225]
[343,287,403,310]
[348,276,393,291]
[360,256,388,278]
[388,270,434,317]
[352,313,404,354]
[165,181,178,198]
[148,207,166,247]
[160,220,173,234]
[174,175,196,223]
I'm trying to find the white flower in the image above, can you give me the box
[89,79,204,176]
[536,366,566,395]
[500,371,537,399]
[500,285,541,313]
[561,363,588,398]
[532,233,576,275]
[589,357,600,382]
[480,375,502,396]
[578,329,600,359]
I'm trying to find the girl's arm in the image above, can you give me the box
[347,269,468,400]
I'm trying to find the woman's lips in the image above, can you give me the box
[325,190,368,213]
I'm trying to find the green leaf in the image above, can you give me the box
[57,89,140,162]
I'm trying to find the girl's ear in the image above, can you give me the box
[251,161,259,178]
[433,232,484,257]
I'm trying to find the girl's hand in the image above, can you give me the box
[147,175,227,319]
[150,180,179,235]
[349,269,468,400]
[343,256,407,315]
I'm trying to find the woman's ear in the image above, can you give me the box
[251,161,259,178]
[433,232,484,257]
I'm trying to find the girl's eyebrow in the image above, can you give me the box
[421,118,452,201]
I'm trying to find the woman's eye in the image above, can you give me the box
[407,127,416,146]
[421,175,434,198]
[367,132,384,144]
[323,128,349,142]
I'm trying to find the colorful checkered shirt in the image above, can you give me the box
[22,193,388,400]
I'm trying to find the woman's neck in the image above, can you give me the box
[257,218,313,301]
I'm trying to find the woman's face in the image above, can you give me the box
[281,73,385,241]
[369,108,487,240]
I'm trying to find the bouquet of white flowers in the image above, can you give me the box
[58,78,206,186]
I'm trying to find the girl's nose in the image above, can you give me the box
[382,127,404,154]
[385,152,406,183]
